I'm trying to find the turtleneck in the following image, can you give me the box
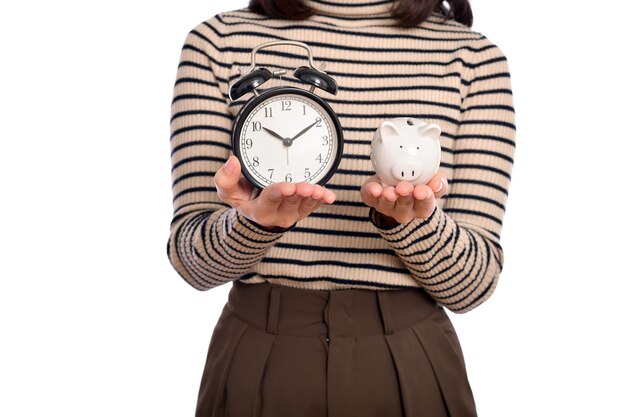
[301,0,396,17]
[300,0,447,22]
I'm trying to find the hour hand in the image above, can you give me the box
[262,126,286,143]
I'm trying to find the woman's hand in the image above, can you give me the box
[214,155,336,230]
[361,172,448,226]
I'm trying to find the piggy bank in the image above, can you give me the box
[370,117,442,187]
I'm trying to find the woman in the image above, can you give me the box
[167,0,516,416]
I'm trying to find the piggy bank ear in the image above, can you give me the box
[420,123,442,142]
[379,121,401,143]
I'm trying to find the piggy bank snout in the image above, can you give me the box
[391,161,422,182]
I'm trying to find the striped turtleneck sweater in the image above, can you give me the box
[166,0,517,313]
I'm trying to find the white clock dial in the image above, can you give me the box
[238,93,338,187]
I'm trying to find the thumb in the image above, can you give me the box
[214,155,242,199]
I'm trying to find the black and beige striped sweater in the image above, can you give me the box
[166,0,516,313]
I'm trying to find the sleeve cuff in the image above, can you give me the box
[369,205,443,244]
[369,207,407,231]
[234,210,297,236]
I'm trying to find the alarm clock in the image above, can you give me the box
[228,40,344,195]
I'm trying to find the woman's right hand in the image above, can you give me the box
[214,155,336,230]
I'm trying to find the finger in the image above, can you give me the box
[366,181,383,198]
[361,176,383,208]
[214,155,242,202]
[361,182,381,207]
[362,175,384,196]
[440,175,448,197]
[298,198,327,221]
[273,192,302,227]
[298,196,319,216]
[278,190,303,212]
[310,184,335,206]
[413,184,431,201]
[412,185,436,218]
[322,188,336,204]
[310,185,325,200]
[261,182,296,209]
[395,181,414,211]
[361,186,378,208]
[378,185,398,213]
[427,172,447,199]
[292,182,317,215]
[395,180,414,197]
[294,182,316,198]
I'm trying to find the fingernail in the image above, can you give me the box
[435,178,444,193]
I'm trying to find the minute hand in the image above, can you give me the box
[290,120,319,142]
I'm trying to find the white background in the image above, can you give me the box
[1,0,624,416]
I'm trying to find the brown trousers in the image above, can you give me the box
[195,280,478,417]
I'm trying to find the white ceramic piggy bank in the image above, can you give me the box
[370,117,442,187]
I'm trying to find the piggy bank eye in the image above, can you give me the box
[400,145,403,148]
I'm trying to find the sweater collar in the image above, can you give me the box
[302,0,396,17]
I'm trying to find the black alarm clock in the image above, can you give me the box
[228,40,344,195]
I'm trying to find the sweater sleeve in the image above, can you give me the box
[368,37,516,313]
[166,17,295,291]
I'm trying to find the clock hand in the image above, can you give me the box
[290,119,319,142]
[262,126,287,144]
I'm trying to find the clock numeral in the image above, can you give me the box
[281,101,291,111]
[322,135,328,146]
[264,107,273,118]
[316,153,322,163]
[252,121,262,131]
[267,168,274,178]
[304,168,311,178]
[302,105,306,115]
[315,117,322,127]
[285,173,292,182]
[244,138,253,149]
[253,156,260,167]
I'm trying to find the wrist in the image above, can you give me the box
[371,209,400,228]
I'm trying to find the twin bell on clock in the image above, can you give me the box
[228,40,344,192]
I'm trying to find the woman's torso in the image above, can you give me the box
[189,5,487,290]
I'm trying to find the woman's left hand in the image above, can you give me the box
[360,171,448,225]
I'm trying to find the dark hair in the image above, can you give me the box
[248,0,473,28]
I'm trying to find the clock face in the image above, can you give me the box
[233,89,342,188]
